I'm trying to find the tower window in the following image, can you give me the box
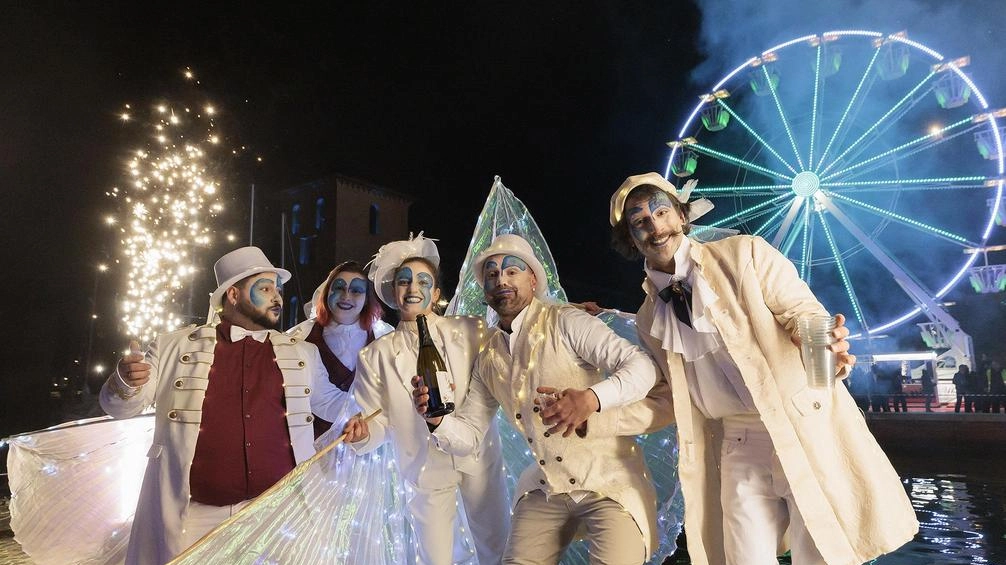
[315,197,325,230]
[369,204,380,235]
[291,204,302,235]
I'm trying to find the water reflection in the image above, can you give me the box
[872,455,1006,565]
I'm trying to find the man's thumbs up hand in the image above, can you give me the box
[117,340,151,387]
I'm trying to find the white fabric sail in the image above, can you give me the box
[7,414,154,565]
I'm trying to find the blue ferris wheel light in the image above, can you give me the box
[665,30,1005,337]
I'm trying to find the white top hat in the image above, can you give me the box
[209,246,291,313]
[472,234,549,300]
[608,172,713,226]
[368,232,440,309]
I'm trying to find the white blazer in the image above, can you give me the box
[100,322,345,565]
[350,313,503,489]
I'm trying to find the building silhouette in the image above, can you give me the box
[276,174,412,326]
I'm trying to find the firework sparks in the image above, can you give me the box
[106,73,230,341]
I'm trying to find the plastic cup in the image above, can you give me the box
[798,314,836,389]
[536,391,560,410]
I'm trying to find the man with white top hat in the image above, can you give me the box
[411,233,673,564]
[100,246,347,565]
[608,172,918,565]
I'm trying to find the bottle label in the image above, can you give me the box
[436,370,454,404]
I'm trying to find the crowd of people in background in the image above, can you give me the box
[845,354,1006,413]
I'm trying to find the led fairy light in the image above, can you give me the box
[106,70,230,341]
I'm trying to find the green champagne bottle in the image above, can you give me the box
[416,314,455,417]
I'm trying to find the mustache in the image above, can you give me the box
[646,228,683,244]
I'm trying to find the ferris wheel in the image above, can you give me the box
[666,30,1005,338]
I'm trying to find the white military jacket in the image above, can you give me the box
[99,321,344,565]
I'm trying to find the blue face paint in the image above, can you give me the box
[396,265,437,312]
[327,275,368,320]
[649,191,676,214]
[349,278,368,294]
[395,266,413,286]
[627,205,648,242]
[501,256,528,271]
[627,192,680,244]
[250,277,278,307]
[483,255,530,293]
[330,277,367,300]
[482,260,499,294]
[416,272,434,310]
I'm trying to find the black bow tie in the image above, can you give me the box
[658,280,693,328]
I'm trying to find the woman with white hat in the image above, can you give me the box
[343,233,511,565]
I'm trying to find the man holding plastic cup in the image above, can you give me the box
[609,172,918,565]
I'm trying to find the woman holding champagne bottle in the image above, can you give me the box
[343,233,510,565]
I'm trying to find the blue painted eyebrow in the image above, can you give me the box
[348,278,368,293]
[648,192,676,213]
[501,256,528,270]
[251,277,276,289]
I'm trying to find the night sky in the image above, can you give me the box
[3,2,1006,435]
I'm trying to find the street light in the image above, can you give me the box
[86,263,109,378]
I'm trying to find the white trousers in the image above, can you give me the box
[720,418,825,565]
[178,499,251,554]
[408,465,510,565]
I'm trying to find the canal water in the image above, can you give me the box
[872,452,1006,565]
[666,452,1005,565]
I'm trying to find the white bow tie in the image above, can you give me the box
[230,325,272,343]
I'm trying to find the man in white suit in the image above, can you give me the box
[101,246,346,565]
[412,234,672,565]
[608,172,917,565]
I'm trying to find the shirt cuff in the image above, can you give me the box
[589,380,620,412]
[430,416,458,453]
[110,366,142,399]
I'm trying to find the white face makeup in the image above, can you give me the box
[327,271,368,326]
[394,259,440,321]
[624,190,687,272]
[482,254,536,323]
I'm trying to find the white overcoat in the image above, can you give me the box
[635,235,918,565]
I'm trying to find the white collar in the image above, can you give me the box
[323,321,365,335]
[230,325,273,343]
[644,236,692,289]
[642,237,722,360]
[501,305,530,338]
